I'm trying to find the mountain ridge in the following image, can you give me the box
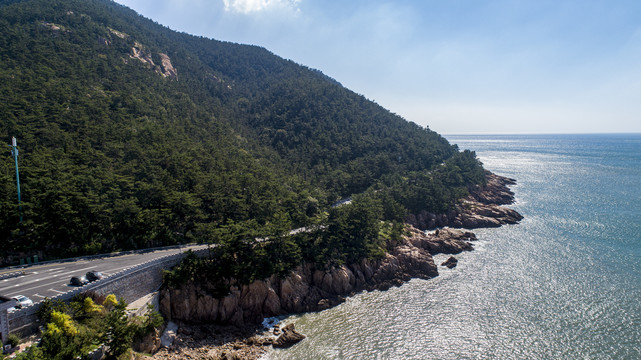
[0,0,485,265]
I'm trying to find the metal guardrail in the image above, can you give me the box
[0,270,25,281]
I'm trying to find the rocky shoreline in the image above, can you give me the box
[151,172,521,359]
[406,171,523,230]
[158,227,484,328]
[149,323,270,360]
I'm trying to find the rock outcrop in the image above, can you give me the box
[158,53,178,79]
[129,43,178,80]
[441,256,458,269]
[159,225,477,327]
[406,172,523,230]
[131,41,155,67]
[272,324,305,348]
[470,172,518,205]
[160,321,179,348]
[151,323,271,360]
[406,227,476,254]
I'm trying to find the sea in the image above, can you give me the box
[266,134,641,360]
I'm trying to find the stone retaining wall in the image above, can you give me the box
[8,248,207,336]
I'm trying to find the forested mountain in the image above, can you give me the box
[0,0,485,264]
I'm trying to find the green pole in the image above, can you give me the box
[11,137,23,224]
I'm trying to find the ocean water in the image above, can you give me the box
[266,134,641,360]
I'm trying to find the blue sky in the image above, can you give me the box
[113,0,641,134]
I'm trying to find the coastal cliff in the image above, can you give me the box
[158,172,521,327]
[159,226,475,327]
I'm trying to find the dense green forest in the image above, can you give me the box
[0,0,485,267]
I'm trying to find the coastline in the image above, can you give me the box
[151,172,521,360]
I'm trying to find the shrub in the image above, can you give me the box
[36,298,69,325]
[7,333,20,348]
[103,294,118,308]
[102,298,135,358]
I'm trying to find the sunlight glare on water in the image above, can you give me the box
[267,134,641,360]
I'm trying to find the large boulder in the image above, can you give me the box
[160,321,178,348]
[441,256,458,269]
[272,324,305,348]
[240,281,274,324]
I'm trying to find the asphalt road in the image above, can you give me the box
[0,244,208,304]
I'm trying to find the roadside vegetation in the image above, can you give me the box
[12,293,163,360]
[162,148,486,297]
[163,193,396,297]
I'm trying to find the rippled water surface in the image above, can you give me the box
[267,134,641,360]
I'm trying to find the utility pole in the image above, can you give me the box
[10,137,23,224]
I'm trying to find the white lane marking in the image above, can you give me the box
[8,264,139,293]
[9,281,69,294]
[33,294,46,298]
[49,289,65,294]
[7,265,108,288]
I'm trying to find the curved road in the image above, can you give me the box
[0,244,208,304]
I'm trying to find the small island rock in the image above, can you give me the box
[441,256,458,269]
[272,324,305,348]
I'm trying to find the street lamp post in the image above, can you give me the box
[10,137,23,224]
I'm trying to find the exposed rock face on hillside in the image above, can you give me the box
[130,43,178,79]
[131,41,155,67]
[406,172,523,230]
[158,53,178,79]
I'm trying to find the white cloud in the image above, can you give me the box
[222,0,301,14]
